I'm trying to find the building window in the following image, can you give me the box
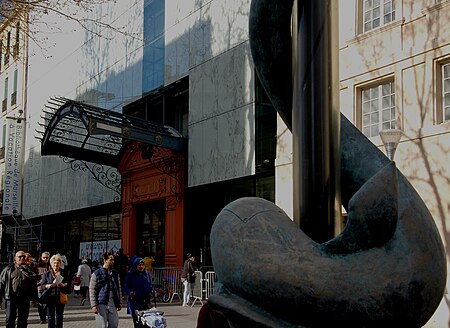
[360,80,396,137]
[0,124,5,160]
[4,31,10,66]
[2,77,8,112]
[11,69,17,106]
[363,0,395,32]
[442,62,450,122]
[13,23,19,58]
[2,124,5,147]
[124,77,189,137]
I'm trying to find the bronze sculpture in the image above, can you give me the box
[199,0,447,327]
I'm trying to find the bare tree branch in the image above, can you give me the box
[0,0,142,55]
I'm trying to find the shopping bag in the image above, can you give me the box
[72,275,81,286]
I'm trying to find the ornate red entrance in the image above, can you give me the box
[118,142,184,266]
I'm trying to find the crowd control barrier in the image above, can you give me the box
[151,267,183,304]
[203,271,216,299]
[151,267,216,305]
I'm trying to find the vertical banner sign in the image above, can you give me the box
[2,118,25,215]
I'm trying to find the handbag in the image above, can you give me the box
[72,275,81,286]
[59,291,68,304]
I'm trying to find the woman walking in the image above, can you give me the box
[39,254,71,328]
[76,259,91,306]
[125,257,154,328]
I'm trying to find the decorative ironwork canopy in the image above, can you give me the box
[37,97,187,168]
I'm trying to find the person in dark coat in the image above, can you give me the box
[0,250,39,328]
[37,251,51,324]
[114,248,128,299]
[39,254,71,328]
[125,257,154,328]
[181,253,196,307]
[89,252,122,328]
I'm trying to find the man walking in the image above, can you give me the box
[114,248,128,299]
[36,251,51,324]
[0,250,39,328]
[89,251,122,328]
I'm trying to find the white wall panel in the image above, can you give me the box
[188,42,255,187]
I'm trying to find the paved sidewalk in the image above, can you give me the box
[0,294,202,328]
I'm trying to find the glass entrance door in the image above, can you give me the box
[136,200,165,267]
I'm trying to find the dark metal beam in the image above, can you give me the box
[292,0,340,242]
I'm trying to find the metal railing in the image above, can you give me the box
[151,267,216,305]
[191,271,204,306]
[151,267,183,303]
[203,271,216,300]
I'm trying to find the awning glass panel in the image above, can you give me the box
[37,97,186,167]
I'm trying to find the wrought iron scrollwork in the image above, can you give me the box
[139,144,184,200]
[62,157,121,201]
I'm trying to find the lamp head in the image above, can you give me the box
[379,129,403,161]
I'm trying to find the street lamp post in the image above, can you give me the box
[379,129,403,161]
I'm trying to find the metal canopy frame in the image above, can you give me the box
[37,97,187,167]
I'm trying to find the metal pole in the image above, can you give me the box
[292,0,341,242]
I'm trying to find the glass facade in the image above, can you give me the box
[124,77,189,137]
[255,76,276,173]
[143,0,165,94]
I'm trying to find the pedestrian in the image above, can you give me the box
[143,252,155,272]
[37,251,51,324]
[181,253,196,307]
[76,258,92,306]
[114,248,128,299]
[128,246,145,268]
[39,254,71,328]
[24,253,37,271]
[89,251,122,328]
[0,250,40,328]
[55,251,68,276]
[125,257,154,328]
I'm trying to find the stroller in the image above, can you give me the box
[134,279,168,327]
[135,308,166,328]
